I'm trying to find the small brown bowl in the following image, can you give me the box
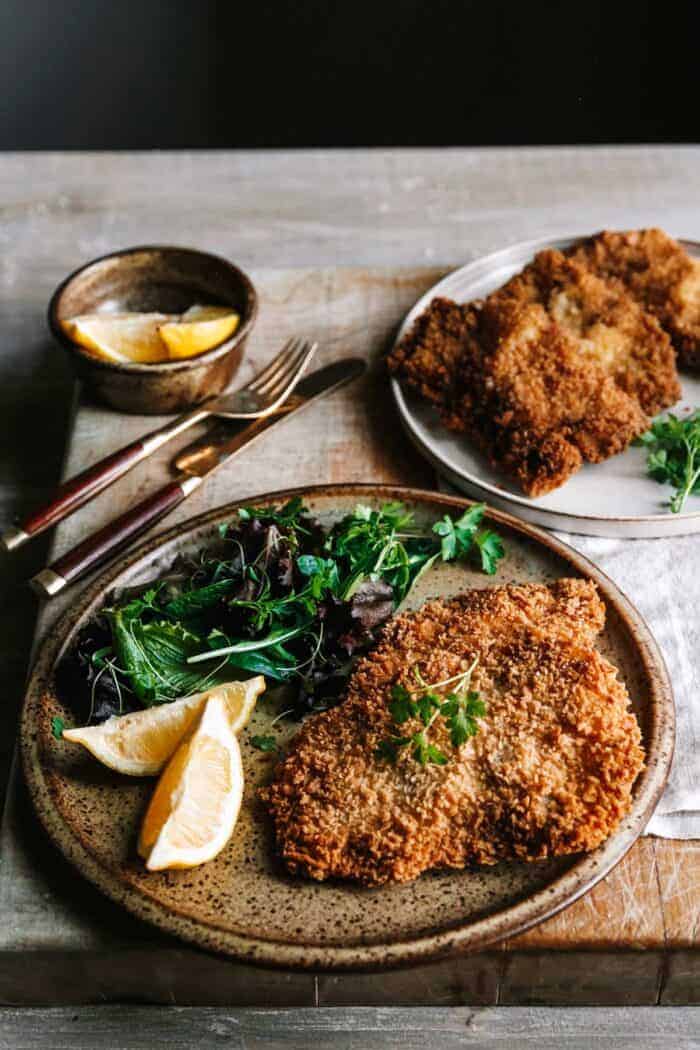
[48,246,258,414]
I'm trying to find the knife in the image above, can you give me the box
[30,358,366,598]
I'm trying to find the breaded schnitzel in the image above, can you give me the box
[262,580,644,886]
[386,296,477,411]
[493,249,680,417]
[389,250,679,495]
[572,228,700,371]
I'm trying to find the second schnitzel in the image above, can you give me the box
[492,249,680,417]
[572,228,700,371]
[262,580,644,886]
[389,250,679,495]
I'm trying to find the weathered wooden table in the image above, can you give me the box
[1,149,699,1047]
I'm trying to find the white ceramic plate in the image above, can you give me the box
[390,235,700,538]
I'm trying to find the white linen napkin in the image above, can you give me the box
[554,530,699,838]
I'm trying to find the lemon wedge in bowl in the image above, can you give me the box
[60,313,177,364]
[62,677,264,777]
[158,305,240,359]
[138,693,244,871]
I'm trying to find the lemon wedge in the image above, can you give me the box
[138,693,244,871]
[62,677,264,777]
[158,305,240,359]
[61,313,177,364]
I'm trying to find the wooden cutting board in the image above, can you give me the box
[1,267,698,1006]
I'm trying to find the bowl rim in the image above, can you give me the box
[47,244,258,375]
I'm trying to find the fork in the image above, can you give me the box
[1,336,316,552]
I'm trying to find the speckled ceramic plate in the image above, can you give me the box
[390,236,700,538]
[21,485,674,971]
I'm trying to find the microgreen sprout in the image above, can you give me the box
[375,657,484,766]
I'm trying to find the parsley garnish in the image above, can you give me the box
[411,732,449,766]
[238,497,309,530]
[375,736,412,763]
[51,716,65,740]
[376,659,484,766]
[635,410,700,513]
[432,506,483,560]
[250,734,278,753]
[432,506,504,576]
[473,530,505,576]
[441,690,486,748]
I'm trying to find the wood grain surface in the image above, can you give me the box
[1,1006,699,1050]
[1,263,698,1007]
[2,148,700,1035]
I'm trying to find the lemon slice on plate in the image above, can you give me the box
[158,305,240,359]
[138,693,244,871]
[60,313,177,364]
[62,677,264,776]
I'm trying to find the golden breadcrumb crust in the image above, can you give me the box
[572,228,700,371]
[261,580,645,886]
[388,249,679,497]
[494,248,680,417]
[387,296,480,408]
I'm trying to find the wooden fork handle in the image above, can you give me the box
[1,407,207,552]
[30,476,202,598]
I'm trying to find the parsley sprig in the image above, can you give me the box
[250,733,278,753]
[432,506,504,575]
[376,658,485,766]
[635,410,700,513]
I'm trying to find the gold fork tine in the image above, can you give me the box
[260,342,316,404]
[246,337,302,393]
[256,339,312,397]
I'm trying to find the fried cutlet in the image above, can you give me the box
[387,295,479,410]
[494,249,680,417]
[388,296,644,498]
[388,250,679,496]
[571,228,700,370]
[262,580,644,886]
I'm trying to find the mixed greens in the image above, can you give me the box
[635,409,700,513]
[58,498,504,726]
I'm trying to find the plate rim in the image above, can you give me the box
[390,234,700,537]
[20,483,675,971]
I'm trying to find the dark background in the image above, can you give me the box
[1,0,698,149]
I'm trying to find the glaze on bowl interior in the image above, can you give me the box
[49,246,258,414]
[20,485,674,971]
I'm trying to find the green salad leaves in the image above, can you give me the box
[60,499,505,725]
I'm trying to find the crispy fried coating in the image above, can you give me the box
[262,580,644,886]
[388,249,679,496]
[452,292,649,496]
[387,296,479,409]
[495,249,680,416]
[572,228,700,370]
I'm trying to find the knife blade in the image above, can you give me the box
[174,357,366,477]
[30,358,366,598]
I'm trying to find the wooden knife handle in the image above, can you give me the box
[30,476,202,598]
[1,406,207,552]
[18,439,151,542]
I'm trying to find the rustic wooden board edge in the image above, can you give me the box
[0,947,696,1007]
[3,769,699,1005]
